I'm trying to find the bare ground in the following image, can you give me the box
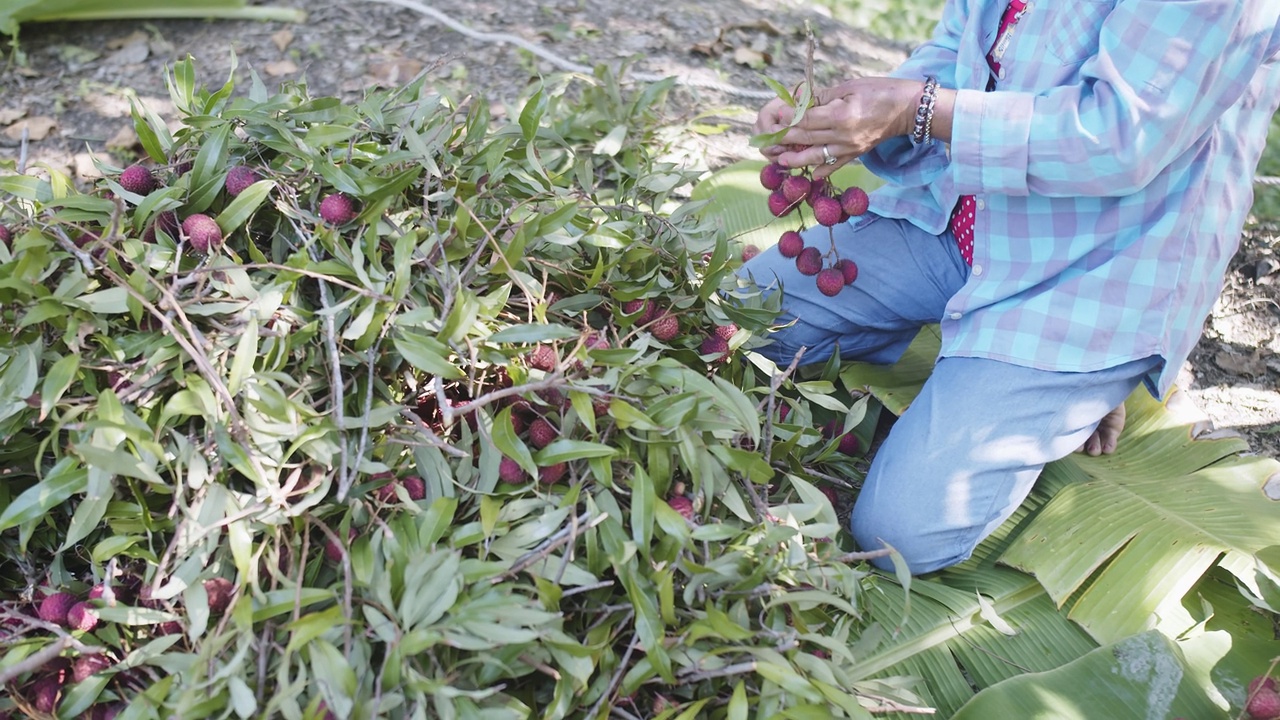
[2,0,1277,457]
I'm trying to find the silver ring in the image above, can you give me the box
[821,144,837,165]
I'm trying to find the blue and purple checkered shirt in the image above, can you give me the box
[862,0,1280,396]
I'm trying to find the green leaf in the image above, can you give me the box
[227,317,259,395]
[487,323,580,344]
[631,465,654,557]
[216,179,275,236]
[394,332,464,379]
[518,85,547,142]
[533,439,618,465]
[0,458,86,531]
[39,353,79,419]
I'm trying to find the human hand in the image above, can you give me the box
[758,77,920,178]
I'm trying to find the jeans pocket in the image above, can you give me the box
[1045,1,1114,66]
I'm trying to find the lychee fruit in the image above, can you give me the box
[155,620,183,636]
[668,495,695,521]
[781,175,812,205]
[768,190,795,218]
[527,344,557,372]
[120,164,157,196]
[714,323,738,341]
[835,258,858,285]
[203,577,234,615]
[182,214,223,253]
[38,592,77,627]
[31,674,62,714]
[66,601,99,632]
[319,193,358,225]
[759,163,788,191]
[840,186,869,217]
[1251,677,1278,695]
[795,247,823,276]
[538,462,568,485]
[700,335,729,360]
[498,457,525,483]
[374,475,427,503]
[777,404,791,422]
[72,653,114,683]
[145,209,181,243]
[820,486,839,507]
[812,195,844,227]
[225,165,260,197]
[837,432,861,455]
[741,244,760,262]
[584,332,610,351]
[822,419,842,439]
[807,177,831,207]
[650,312,680,342]
[778,230,804,259]
[324,527,358,564]
[1247,687,1280,720]
[0,224,10,248]
[816,267,845,297]
[528,418,558,449]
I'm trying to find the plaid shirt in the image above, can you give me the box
[863,0,1280,396]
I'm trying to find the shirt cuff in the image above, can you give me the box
[951,88,1034,196]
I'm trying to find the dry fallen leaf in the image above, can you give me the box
[272,29,294,53]
[264,60,299,77]
[4,116,58,141]
[0,108,26,125]
[1214,350,1267,377]
[367,57,425,87]
[106,125,140,150]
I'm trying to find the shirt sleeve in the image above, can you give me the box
[861,0,969,186]
[950,0,1280,197]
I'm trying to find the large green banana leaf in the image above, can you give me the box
[696,160,1280,717]
[0,0,304,37]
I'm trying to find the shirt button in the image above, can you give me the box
[975,198,986,210]
[972,264,983,276]
[949,312,962,320]
[997,68,1007,80]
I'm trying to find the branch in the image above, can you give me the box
[492,512,608,583]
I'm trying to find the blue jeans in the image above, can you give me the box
[740,215,1159,574]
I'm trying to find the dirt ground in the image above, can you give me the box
[2,0,1277,458]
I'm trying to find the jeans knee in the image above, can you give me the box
[850,511,973,575]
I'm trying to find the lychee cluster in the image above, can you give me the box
[760,162,868,297]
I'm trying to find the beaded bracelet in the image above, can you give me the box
[911,76,939,146]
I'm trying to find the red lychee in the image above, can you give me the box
[155,621,183,636]
[319,193,358,225]
[1251,677,1279,695]
[1247,687,1280,720]
[812,195,844,227]
[795,247,823,276]
[741,244,760,262]
[837,432,861,455]
[225,165,260,197]
[182,214,223,253]
[650,313,680,342]
[768,190,795,217]
[401,476,426,500]
[820,486,839,507]
[0,224,11,248]
[807,177,831,207]
[120,164,157,196]
[72,653,114,683]
[324,527,358,564]
[714,323,738,341]
[499,457,525,483]
[38,592,77,627]
[840,186,869,217]
[145,209,181,243]
[822,419,842,439]
[835,258,858,285]
[668,495,695,521]
[66,601,99,632]
[778,230,804,259]
[781,175,811,204]
[777,404,791,422]
[700,335,729,361]
[760,163,788,191]
[203,577,234,615]
[31,674,62,714]
[584,332,610,351]
[816,268,845,297]
[527,344,557,372]
[528,418,558,449]
[538,462,568,485]
[91,704,123,720]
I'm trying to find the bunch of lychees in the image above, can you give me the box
[760,161,869,297]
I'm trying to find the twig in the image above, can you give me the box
[395,407,470,457]
[676,660,758,683]
[492,512,608,583]
[18,125,28,174]
[161,263,393,300]
[1236,656,1280,720]
[0,632,103,686]
[860,693,938,715]
[833,548,894,563]
[560,580,615,598]
[518,654,562,681]
[584,630,638,720]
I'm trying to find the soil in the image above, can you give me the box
[2,0,1277,458]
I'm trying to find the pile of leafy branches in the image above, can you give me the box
[0,59,891,719]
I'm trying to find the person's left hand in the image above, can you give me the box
[761,77,917,178]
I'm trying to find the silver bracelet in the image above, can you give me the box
[911,76,939,146]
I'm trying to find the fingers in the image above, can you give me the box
[1076,404,1127,456]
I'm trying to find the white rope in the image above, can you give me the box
[1257,175,1280,186]
[362,0,777,100]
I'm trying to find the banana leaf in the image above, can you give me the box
[0,0,305,37]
